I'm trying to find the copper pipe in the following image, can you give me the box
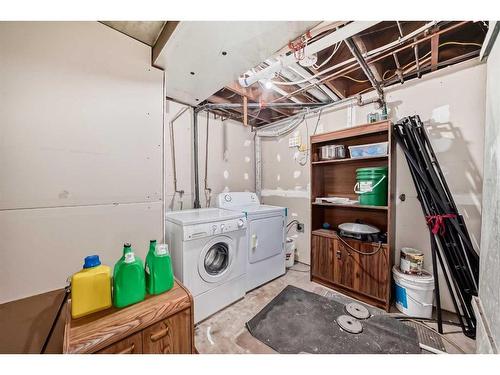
[270,21,469,103]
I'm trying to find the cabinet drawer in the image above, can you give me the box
[97,332,142,354]
[142,309,192,354]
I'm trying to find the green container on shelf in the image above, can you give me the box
[113,243,146,308]
[354,166,388,206]
[145,240,174,295]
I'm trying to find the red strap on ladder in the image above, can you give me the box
[425,214,457,235]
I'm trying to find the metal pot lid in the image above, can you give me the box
[336,315,363,334]
[345,302,370,319]
[338,222,380,235]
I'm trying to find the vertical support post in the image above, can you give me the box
[243,96,248,126]
[193,109,201,208]
[431,34,440,71]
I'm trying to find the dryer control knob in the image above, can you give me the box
[237,219,244,228]
[224,194,232,202]
[220,224,225,231]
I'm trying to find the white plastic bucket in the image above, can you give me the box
[392,265,434,318]
[285,237,295,268]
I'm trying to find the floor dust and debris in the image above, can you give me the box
[194,263,476,354]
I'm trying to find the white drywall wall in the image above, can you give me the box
[261,59,485,312]
[196,112,256,208]
[164,101,255,211]
[476,33,500,353]
[0,22,164,303]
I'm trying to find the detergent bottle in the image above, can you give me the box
[71,255,112,319]
[113,243,146,308]
[145,240,175,295]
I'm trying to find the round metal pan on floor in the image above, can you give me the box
[345,302,370,320]
[336,315,363,334]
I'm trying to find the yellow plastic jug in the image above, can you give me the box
[71,255,112,319]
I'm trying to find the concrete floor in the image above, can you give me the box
[194,263,476,354]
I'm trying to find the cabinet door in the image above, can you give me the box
[333,238,360,290]
[142,309,192,354]
[311,235,334,282]
[357,243,390,301]
[97,332,142,354]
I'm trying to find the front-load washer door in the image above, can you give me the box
[248,216,284,264]
[198,236,234,283]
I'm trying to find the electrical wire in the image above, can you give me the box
[286,220,300,233]
[337,234,383,256]
[338,75,369,83]
[382,41,483,81]
[268,22,440,88]
[312,41,342,70]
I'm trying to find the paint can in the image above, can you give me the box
[393,266,434,318]
[399,247,424,275]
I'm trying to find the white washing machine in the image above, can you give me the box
[217,192,286,291]
[165,208,247,323]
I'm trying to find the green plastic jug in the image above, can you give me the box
[113,243,146,308]
[145,240,175,295]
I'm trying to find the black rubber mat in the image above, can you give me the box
[246,285,420,354]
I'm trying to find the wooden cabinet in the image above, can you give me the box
[97,332,143,354]
[142,309,192,354]
[309,121,394,311]
[311,230,391,310]
[63,280,195,354]
[311,234,334,282]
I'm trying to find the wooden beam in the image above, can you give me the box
[225,81,259,101]
[353,36,382,82]
[431,34,440,71]
[243,96,248,126]
[224,81,294,118]
[207,95,271,124]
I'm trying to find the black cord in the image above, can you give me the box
[41,285,71,354]
[336,234,383,256]
[286,220,300,233]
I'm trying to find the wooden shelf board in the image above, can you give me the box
[311,121,390,144]
[312,155,388,165]
[312,201,388,210]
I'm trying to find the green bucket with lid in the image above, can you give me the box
[354,166,388,206]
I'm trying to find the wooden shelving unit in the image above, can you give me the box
[309,120,395,311]
[311,155,388,165]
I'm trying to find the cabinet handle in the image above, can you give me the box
[150,327,169,342]
[336,250,341,259]
[118,343,135,354]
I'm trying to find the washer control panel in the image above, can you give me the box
[183,217,247,241]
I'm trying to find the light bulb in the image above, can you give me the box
[264,80,273,89]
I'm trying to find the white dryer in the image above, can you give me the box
[217,192,286,291]
[165,208,247,323]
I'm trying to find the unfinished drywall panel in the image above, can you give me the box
[0,202,162,304]
[261,102,363,264]
[0,22,163,210]
[476,34,500,353]
[197,114,255,208]
[0,22,164,307]
[261,60,485,312]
